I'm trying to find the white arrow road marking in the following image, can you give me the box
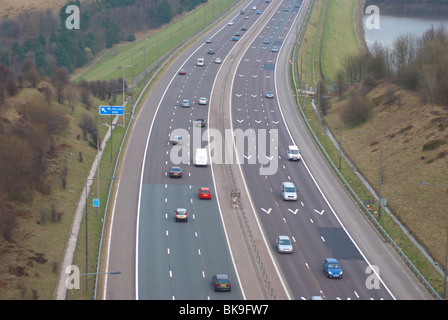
[266,155,273,160]
[255,120,262,123]
[252,74,258,78]
[261,208,272,214]
[235,93,242,97]
[314,209,325,215]
[236,119,244,123]
[251,94,258,97]
[272,121,279,124]
[288,209,299,215]
[243,155,252,160]
[238,74,244,77]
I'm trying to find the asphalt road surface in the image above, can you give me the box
[103,0,433,300]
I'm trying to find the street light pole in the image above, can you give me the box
[359,130,384,219]
[122,64,138,125]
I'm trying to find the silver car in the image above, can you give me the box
[276,235,293,253]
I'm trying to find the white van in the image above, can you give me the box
[281,182,297,201]
[194,148,208,166]
[286,145,301,161]
[197,58,205,66]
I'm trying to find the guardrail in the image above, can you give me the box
[289,1,441,299]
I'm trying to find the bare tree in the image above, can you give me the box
[392,33,417,72]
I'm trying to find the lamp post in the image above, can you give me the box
[84,176,117,290]
[420,181,448,298]
[73,271,121,299]
[122,64,138,128]
[359,130,383,219]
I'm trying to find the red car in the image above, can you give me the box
[199,187,212,199]
[178,68,186,75]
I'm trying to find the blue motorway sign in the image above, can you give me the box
[99,106,124,115]
[93,198,100,208]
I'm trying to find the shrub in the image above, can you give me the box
[341,91,373,127]
[78,113,99,149]
[422,138,447,151]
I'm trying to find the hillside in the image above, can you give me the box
[324,79,448,269]
[0,67,112,299]
[0,0,70,19]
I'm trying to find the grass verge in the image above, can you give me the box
[293,0,444,298]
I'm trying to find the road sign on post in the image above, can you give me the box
[99,106,124,115]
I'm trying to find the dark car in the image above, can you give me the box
[169,166,182,178]
[212,274,231,291]
[323,258,343,278]
[178,68,186,75]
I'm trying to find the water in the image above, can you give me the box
[362,14,447,49]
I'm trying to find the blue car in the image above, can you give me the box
[323,258,343,279]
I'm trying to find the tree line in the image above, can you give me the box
[0,57,130,242]
[0,0,207,74]
[328,25,448,126]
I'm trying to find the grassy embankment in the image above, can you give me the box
[295,0,446,297]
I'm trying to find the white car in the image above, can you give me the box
[286,145,302,161]
[228,21,234,26]
[276,235,293,253]
[214,57,222,64]
[198,97,208,105]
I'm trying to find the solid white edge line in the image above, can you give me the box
[134,17,238,300]
[216,0,292,300]
[273,1,396,300]
[102,178,120,299]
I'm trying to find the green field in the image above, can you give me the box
[75,0,237,84]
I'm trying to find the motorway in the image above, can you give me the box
[103,0,433,300]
